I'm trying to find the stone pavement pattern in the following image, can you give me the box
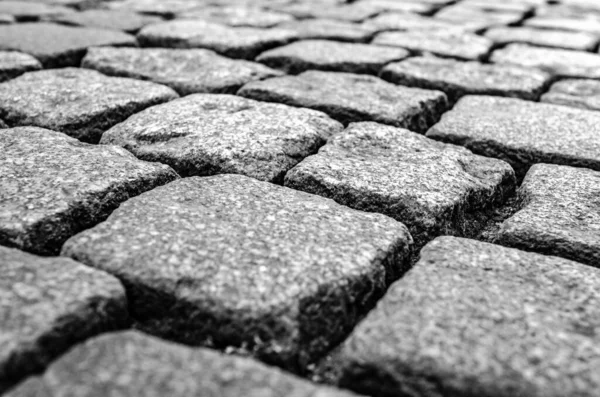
[1,0,600,396]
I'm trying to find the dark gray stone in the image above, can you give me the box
[485,26,599,51]
[256,40,409,74]
[497,164,600,267]
[5,331,357,397]
[0,51,41,83]
[284,122,515,247]
[277,18,377,42]
[380,56,551,102]
[0,246,127,393]
[175,6,294,28]
[137,20,298,59]
[61,174,412,371]
[364,12,487,33]
[0,126,178,255]
[0,68,178,143]
[336,236,600,397]
[82,47,282,95]
[491,43,600,79]
[0,1,72,21]
[238,71,448,133]
[541,79,600,111]
[525,15,600,35]
[0,22,137,68]
[101,94,342,183]
[373,30,493,61]
[46,9,163,33]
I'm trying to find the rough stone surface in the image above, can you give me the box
[101,94,342,183]
[106,0,204,17]
[434,4,525,28]
[268,2,383,22]
[238,71,448,133]
[0,51,41,83]
[0,246,128,393]
[352,0,436,14]
[373,30,493,61]
[525,15,600,35]
[0,126,178,255]
[284,122,515,247]
[277,19,377,42]
[541,79,600,111]
[46,9,163,32]
[427,95,600,177]
[364,12,487,33]
[137,20,298,59]
[0,22,137,67]
[256,40,409,74]
[6,331,357,397]
[0,1,72,21]
[61,174,413,370]
[497,164,600,267]
[175,6,295,28]
[336,236,600,397]
[491,43,600,79]
[380,56,551,102]
[82,47,282,95]
[0,68,178,143]
[485,26,599,51]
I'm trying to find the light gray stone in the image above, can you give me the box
[106,0,204,17]
[268,2,383,22]
[61,174,412,370]
[459,0,536,13]
[349,0,436,14]
[0,68,178,143]
[238,71,448,133]
[525,16,600,35]
[277,18,377,42]
[175,6,294,28]
[541,79,600,111]
[485,26,599,51]
[46,9,163,33]
[336,236,600,397]
[0,126,178,255]
[0,1,72,21]
[0,51,41,83]
[434,4,525,28]
[363,12,486,33]
[0,14,15,24]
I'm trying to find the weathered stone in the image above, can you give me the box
[541,79,600,111]
[61,174,412,370]
[46,9,163,33]
[497,164,600,267]
[6,331,357,397]
[485,26,599,51]
[348,0,435,14]
[0,246,127,393]
[106,0,204,17]
[380,56,551,102]
[459,0,536,13]
[137,20,298,59]
[277,18,376,42]
[0,68,178,143]
[83,47,282,95]
[0,22,136,68]
[284,122,515,246]
[427,95,600,177]
[525,16,600,35]
[256,40,409,74]
[0,51,41,83]
[434,4,525,27]
[175,6,294,28]
[0,1,72,21]
[238,71,448,133]
[101,94,342,183]
[373,30,493,61]
[364,12,487,33]
[269,2,383,22]
[0,126,178,255]
[336,236,600,397]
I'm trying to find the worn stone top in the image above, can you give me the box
[0,51,41,82]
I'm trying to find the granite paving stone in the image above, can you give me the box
[0,1,73,21]
[0,126,178,255]
[256,40,409,75]
[238,71,448,133]
[434,4,525,28]
[277,18,377,42]
[350,0,436,14]
[541,79,600,111]
[496,164,600,267]
[485,26,599,51]
[336,236,600,397]
[459,0,536,13]
[364,12,487,33]
[380,56,551,102]
[0,246,128,393]
[61,174,412,370]
[268,2,383,22]
[5,331,357,397]
[427,95,600,177]
[525,15,600,35]
[106,0,204,17]
[137,19,299,59]
[284,122,515,246]
[0,51,42,83]
[0,22,137,68]
[82,47,282,96]
[0,68,178,143]
[175,6,295,28]
[101,94,342,183]
[0,120,7,129]
[373,30,493,61]
[46,9,163,33]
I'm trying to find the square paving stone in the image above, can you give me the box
[372,30,493,61]
[277,19,377,42]
[137,19,299,59]
[0,1,72,21]
[0,22,137,68]
[174,6,295,28]
[427,95,600,177]
[541,79,600,111]
[101,94,342,183]
[82,47,282,96]
[496,164,600,268]
[0,51,41,82]
[238,71,448,133]
[6,331,357,397]
[380,56,551,102]
[0,68,178,143]
[0,246,127,393]
[484,26,599,51]
[491,43,600,79]
[256,40,409,74]
[0,126,178,255]
[364,12,487,33]
[46,9,163,33]
[284,122,515,247]
[335,236,600,397]
[60,174,413,371]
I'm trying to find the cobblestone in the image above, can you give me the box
[175,6,294,28]
[0,51,41,82]
[277,19,376,42]
[485,26,599,51]
[541,79,600,111]
[46,9,162,33]
[0,1,72,21]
